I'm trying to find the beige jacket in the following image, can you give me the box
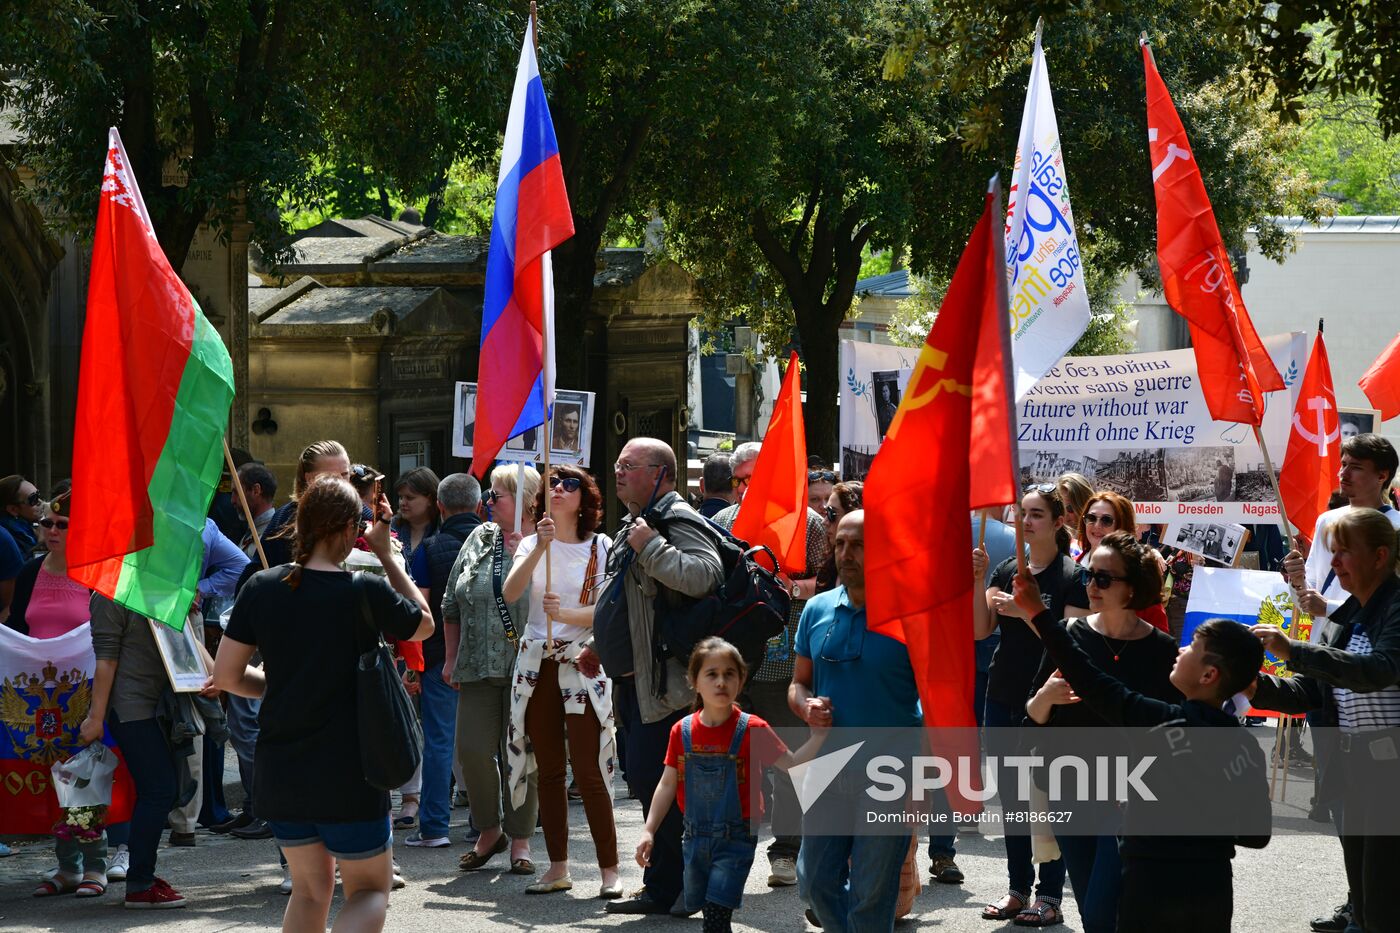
[612,491,724,723]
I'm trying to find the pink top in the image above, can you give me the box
[25,565,93,640]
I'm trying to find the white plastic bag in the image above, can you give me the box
[51,743,118,808]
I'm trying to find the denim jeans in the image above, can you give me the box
[928,785,956,859]
[199,730,231,826]
[417,668,458,839]
[225,692,261,812]
[616,678,686,909]
[799,829,909,933]
[984,698,1064,903]
[1056,833,1120,933]
[107,714,178,893]
[739,679,803,861]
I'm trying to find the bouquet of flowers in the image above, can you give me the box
[342,528,406,577]
[53,805,106,842]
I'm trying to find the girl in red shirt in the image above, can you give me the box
[635,637,827,932]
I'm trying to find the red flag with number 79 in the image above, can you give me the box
[1143,42,1283,425]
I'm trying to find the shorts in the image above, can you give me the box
[682,822,757,911]
[269,816,392,860]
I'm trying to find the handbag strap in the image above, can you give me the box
[350,572,385,653]
[491,528,520,642]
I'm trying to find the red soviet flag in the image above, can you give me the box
[1359,333,1400,422]
[1279,330,1340,545]
[866,179,1017,749]
[1143,43,1283,425]
[732,351,808,575]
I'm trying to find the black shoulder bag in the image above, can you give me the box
[351,572,424,791]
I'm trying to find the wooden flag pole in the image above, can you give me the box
[223,439,268,570]
[1253,424,1295,555]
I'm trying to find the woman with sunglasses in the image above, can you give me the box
[1076,492,1170,634]
[0,474,43,555]
[501,465,620,898]
[815,482,863,595]
[4,486,88,639]
[1023,531,1180,933]
[443,465,540,874]
[973,483,1085,927]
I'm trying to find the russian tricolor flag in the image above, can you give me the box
[472,18,574,477]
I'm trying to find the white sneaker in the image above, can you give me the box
[392,861,406,890]
[767,855,798,887]
[404,832,450,848]
[108,846,129,882]
[279,867,293,895]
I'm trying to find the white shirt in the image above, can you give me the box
[514,533,611,643]
[1302,505,1400,642]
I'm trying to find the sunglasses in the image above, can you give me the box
[1027,483,1057,496]
[730,475,752,490]
[1078,566,1129,590]
[1084,514,1116,527]
[824,505,839,524]
[549,476,582,492]
[39,518,69,530]
[21,491,41,507]
[614,461,661,474]
[483,490,502,505]
[808,471,837,483]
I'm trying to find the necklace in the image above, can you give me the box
[1092,617,1139,662]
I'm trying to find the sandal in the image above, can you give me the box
[1013,900,1064,927]
[393,796,420,828]
[982,893,1027,921]
[33,876,79,897]
[509,858,535,875]
[458,833,508,871]
[76,878,107,898]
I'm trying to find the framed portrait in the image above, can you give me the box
[871,370,904,440]
[1165,520,1250,567]
[1338,407,1379,442]
[148,618,209,693]
[549,390,596,465]
[452,382,594,464]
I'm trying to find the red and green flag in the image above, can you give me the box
[67,128,234,630]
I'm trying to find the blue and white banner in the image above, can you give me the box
[1005,28,1091,399]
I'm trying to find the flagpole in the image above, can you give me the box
[531,0,556,649]
[223,439,268,570]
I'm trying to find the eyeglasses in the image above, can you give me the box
[824,505,839,524]
[1078,567,1129,590]
[1084,514,1116,527]
[730,475,752,490]
[549,476,582,492]
[39,518,69,530]
[614,461,662,474]
[819,616,865,663]
[808,471,837,484]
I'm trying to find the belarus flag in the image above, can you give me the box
[471,18,574,476]
[67,129,234,630]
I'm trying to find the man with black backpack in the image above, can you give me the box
[595,437,724,916]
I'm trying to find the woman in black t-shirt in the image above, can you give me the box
[971,484,1086,927]
[1025,531,1180,933]
[214,476,431,932]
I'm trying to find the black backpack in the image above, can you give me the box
[643,506,792,676]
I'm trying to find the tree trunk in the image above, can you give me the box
[797,308,844,465]
[421,167,449,229]
[378,185,392,220]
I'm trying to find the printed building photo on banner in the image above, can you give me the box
[1339,407,1378,440]
[1018,448,1168,503]
[148,619,208,692]
[1167,521,1249,566]
[1163,447,1236,502]
[872,370,903,440]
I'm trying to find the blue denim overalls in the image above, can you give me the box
[679,711,759,911]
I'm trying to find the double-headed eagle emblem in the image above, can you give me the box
[1,662,91,766]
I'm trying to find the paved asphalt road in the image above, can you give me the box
[1,731,1348,931]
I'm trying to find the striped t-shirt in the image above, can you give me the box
[1335,628,1400,732]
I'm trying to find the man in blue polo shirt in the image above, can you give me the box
[790,510,919,932]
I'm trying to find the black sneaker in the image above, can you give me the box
[230,818,274,840]
[1310,903,1352,933]
[929,854,965,884]
[210,811,253,835]
[604,891,672,915]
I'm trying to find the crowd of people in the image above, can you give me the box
[3,429,1400,932]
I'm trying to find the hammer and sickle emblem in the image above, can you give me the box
[886,343,972,439]
[1292,397,1339,457]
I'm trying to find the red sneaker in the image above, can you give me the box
[124,878,187,909]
